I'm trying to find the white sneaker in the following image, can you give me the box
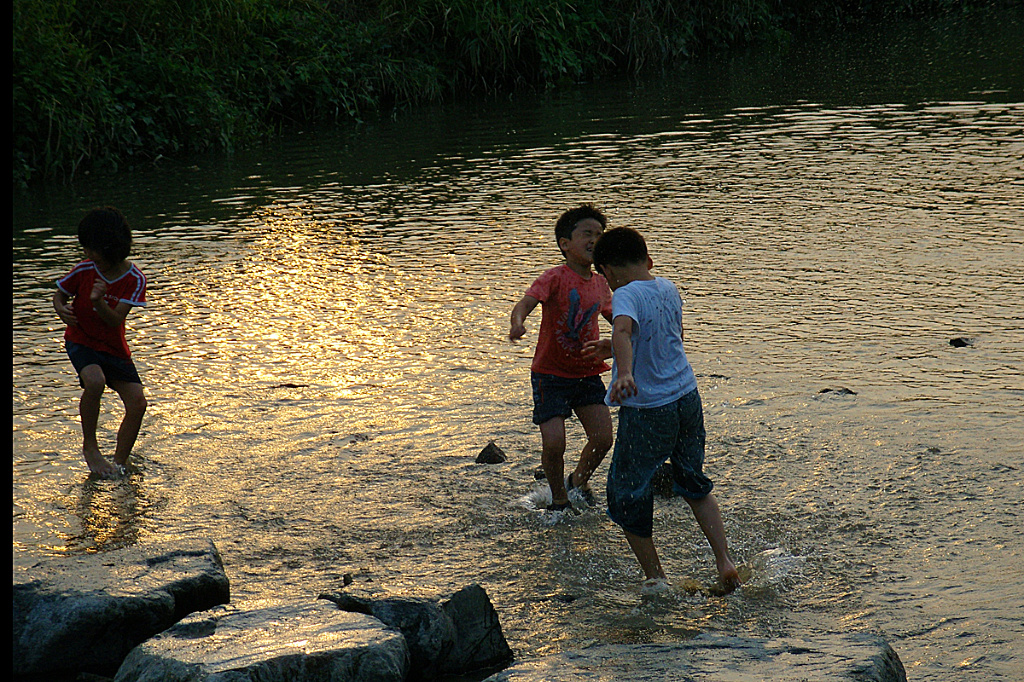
[640,578,672,596]
[565,473,596,508]
[540,504,577,526]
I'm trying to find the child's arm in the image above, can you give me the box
[581,309,616,360]
[581,339,612,362]
[509,295,539,340]
[607,315,638,403]
[53,290,77,327]
[89,279,133,328]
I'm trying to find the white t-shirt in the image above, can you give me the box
[605,277,697,408]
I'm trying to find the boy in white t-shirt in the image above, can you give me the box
[591,226,741,595]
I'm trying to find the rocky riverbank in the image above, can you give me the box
[13,539,907,681]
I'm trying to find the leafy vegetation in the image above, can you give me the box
[12,0,1009,186]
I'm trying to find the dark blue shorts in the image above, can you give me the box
[606,389,713,538]
[66,341,142,388]
[531,372,607,425]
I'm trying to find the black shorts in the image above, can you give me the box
[531,372,607,425]
[66,341,142,388]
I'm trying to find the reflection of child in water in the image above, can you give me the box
[591,226,741,595]
[53,207,148,479]
[509,205,614,513]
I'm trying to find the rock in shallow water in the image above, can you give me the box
[441,584,514,675]
[320,593,456,680]
[12,538,230,679]
[113,600,410,682]
[476,441,507,464]
[321,583,513,680]
[483,633,906,682]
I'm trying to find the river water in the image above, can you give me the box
[12,10,1024,682]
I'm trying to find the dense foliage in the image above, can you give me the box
[11,0,1007,185]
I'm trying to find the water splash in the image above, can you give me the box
[742,548,807,593]
[509,485,588,526]
[511,484,554,511]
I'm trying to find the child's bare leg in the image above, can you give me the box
[570,403,612,487]
[624,530,667,581]
[111,380,147,467]
[78,366,117,478]
[685,493,741,591]
[538,417,568,504]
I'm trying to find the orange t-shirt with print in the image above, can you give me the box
[526,264,611,378]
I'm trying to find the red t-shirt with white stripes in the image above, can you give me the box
[57,260,147,358]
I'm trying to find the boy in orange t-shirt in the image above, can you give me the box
[510,205,614,513]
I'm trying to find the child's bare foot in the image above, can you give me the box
[708,562,743,596]
[83,446,118,479]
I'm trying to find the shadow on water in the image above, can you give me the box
[12,8,1024,682]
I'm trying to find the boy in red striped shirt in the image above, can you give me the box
[53,207,147,478]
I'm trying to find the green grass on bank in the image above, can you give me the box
[12,0,1005,186]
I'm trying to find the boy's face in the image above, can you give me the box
[83,246,106,267]
[559,218,604,266]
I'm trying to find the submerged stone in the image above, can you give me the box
[818,387,857,395]
[485,633,906,681]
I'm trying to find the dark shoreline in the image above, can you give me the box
[14,0,1018,186]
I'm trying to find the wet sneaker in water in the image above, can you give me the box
[565,473,596,508]
[541,501,579,525]
[546,501,579,514]
[640,578,672,596]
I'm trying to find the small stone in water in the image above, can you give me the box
[476,441,507,464]
[818,387,856,395]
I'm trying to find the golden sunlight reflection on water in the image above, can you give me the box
[13,52,1024,682]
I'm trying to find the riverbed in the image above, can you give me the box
[12,9,1024,681]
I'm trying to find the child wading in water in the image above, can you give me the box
[53,207,148,478]
[509,205,614,514]
[591,226,742,595]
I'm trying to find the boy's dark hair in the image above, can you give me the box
[78,207,132,263]
[555,204,607,253]
[592,227,648,271]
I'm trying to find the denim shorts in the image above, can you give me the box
[606,389,713,538]
[531,372,607,425]
[66,341,142,388]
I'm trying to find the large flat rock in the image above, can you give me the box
[13,538,230,679]
[484,633,906,681]
[114,600,409,682]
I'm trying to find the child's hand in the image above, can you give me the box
[509,322,527,341]
[55,300,78,326]
[90,279,107,304]
[608,373,637,404]
[582,339,612,361]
